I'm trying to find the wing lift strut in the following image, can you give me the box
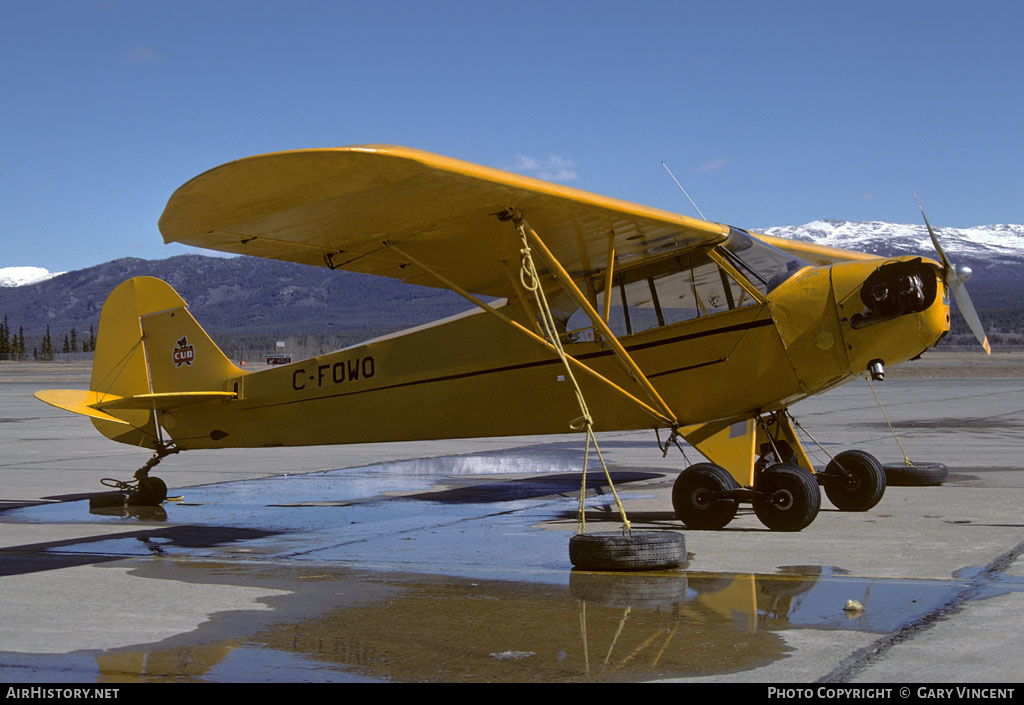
[385,209,680,537]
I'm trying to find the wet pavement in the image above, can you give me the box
[1,360,1023,682]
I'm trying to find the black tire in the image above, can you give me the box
[135,476,168,506]
[672,463,739,530]
[568,531,686,572]
[823,450,886,511]
[884,461,948,487]
[753,463,820,531]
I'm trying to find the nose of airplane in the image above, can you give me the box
[831,257,950,377]
[850,258,938,328]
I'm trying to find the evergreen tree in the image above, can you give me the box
[41,326,53,361]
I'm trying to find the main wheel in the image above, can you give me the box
[672,463,739,530]
[823,450,886,511]
[753,463,820,531]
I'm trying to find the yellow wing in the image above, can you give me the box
[158,145,730,298]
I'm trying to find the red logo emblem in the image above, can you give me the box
[173,336,195,367]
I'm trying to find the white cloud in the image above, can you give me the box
[123,45,160,64]
[696,157,732,173]
[507,154,578,182]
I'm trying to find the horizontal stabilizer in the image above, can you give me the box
[35,389,236,423]
[35,390,130,424]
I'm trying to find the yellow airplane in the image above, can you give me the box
[35,146,989,531]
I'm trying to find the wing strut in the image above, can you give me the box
[508,212,679,428]
[383,241,674,427]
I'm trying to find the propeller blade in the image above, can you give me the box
[947,273,992,355]
[914,191,952,271]
[914,192,991,355]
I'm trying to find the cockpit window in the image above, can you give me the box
[717,227,808,295]
[553,247,760,343]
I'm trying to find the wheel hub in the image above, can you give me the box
[692,489,714,508]
[772,488,794,510]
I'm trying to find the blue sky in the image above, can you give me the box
[2,0,1022,271]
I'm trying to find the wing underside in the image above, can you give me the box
[158,145,731,298]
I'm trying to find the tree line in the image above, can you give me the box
[0,315,95,360]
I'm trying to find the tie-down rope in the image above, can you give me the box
[867,376,912,466]
[512,218,631,535]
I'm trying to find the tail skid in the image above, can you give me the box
[35,277,243,449]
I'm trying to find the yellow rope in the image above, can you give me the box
[867,376,912,466]
[513,218,631,534]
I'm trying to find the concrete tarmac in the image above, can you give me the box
[1,357,1022,684]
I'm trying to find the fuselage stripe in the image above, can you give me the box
[242,315,774,411]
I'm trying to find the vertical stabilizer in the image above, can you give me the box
[87,276,242,447]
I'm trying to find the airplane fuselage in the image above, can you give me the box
[158,242,949,457]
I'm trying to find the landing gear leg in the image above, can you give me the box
[99,443,178,506]
[672,411,826,531]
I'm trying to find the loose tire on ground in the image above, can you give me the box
[823,450,886,511]
[753,463,820,531]
[672,463,739,530]
[884,461,948,486]
[568,531,686,572]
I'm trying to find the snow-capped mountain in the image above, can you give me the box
[6,222,1020,291]
[756,221,1024,267]
[0,267,63,287]
[1,222,1021,346]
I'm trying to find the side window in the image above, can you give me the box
[560,249,756,341]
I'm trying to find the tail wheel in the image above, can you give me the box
[672,463,739,530]
[136,476,168,506]
[753,463,820,531]
[824,450,886,511]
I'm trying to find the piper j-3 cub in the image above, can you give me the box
[36,146,990,531]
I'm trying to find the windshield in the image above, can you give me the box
[717,227,809,295]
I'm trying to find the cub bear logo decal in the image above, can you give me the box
[173,336,195,367]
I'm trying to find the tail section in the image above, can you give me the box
[36,276,243,448]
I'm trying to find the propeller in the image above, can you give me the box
[914,192,991,355]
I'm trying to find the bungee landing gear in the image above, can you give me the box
[668,410,888,531]
[90,443,178,509]
[671,460,824,532]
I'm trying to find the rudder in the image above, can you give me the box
[68,277,242,448]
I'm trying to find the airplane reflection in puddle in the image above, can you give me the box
[88,566,972,683]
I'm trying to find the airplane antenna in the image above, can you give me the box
[661,161,706,221]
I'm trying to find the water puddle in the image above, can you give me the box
[1,448,661,581]
[4,563,1018,683]
[4,447,1024,681]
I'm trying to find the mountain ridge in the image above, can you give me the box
[2,221,1021,353]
